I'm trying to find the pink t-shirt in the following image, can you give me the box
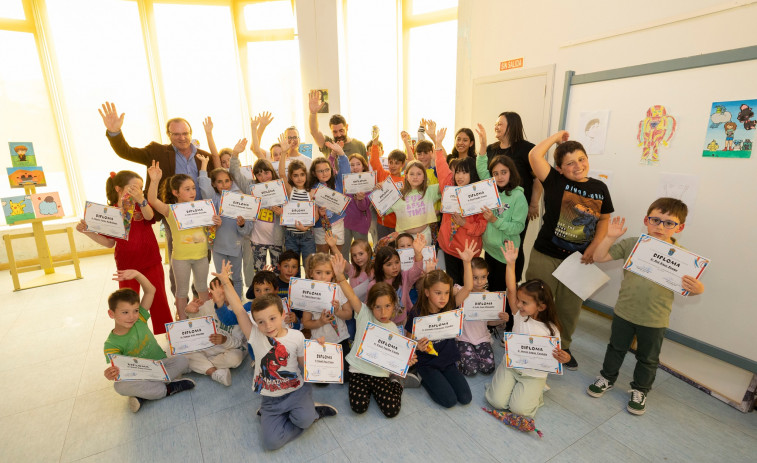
[457,320,492,345]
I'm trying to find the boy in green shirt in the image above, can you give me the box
[587,198,705,415]
[103,269,195,412]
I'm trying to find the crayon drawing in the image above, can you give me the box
[8,142,37,167]
[31,192,64,218]
[702,99,755,159]
[7,166,47,187]
[637,105,676,166]
[2,195,35,225]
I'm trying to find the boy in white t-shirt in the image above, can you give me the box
[212,261,337,451]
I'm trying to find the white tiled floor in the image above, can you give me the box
[1,255,756,462]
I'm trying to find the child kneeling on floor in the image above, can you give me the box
[103,270,195,413]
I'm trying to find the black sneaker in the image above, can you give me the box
[128,396,145,413]
[166,378,196,396]
[563,349,578,370]
[314,402,338,419]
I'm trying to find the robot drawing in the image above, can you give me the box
[637,105,676,165]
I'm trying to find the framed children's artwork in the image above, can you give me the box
[2,195,35,225]
[31,192,64,218]
[8,142,37,167]
[702,99,755,158]
[298,143,313,159]
[7,166,46,187]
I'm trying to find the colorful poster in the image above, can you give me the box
[702,99,755,159]
[575,110,610,155]
[2,195,35,225]
[31,192,64,218]
[637,105,676,165]
[8,142,37,167]
[7,166,46,187]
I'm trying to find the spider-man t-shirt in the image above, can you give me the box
[249,326,305,397]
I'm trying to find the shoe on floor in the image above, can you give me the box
[167,378,196,396]
[128,396,145,413]
[563,348,578,370]
[404,372,422,388]
[627,389,647,415]
[587,376,614,398]
[211,368,232,386]
[314,402,338,419]
[256,407,261,417]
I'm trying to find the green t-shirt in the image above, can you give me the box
[103,306,167,362]
[609,236,679,328]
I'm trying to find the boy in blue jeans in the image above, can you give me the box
[103,269,195,412]
[587,198,705,415]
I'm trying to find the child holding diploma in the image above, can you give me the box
[198,152,252,298]
[332,253,418,417]
[103,270,195,413]
[587,198,704,415]
[308,142,350,254]
[385,160,441,245]
[485,242,571,418]
[369,139,406,239]
[278,135,317,258]
[76,170,171,334]
[404,241,477,408]
[212,261,338,450]
[340,152,373,262]
[147,161,222,320]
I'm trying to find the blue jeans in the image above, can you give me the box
[212,251,243,298]
[417,363,472,408]
[284,229,316,260]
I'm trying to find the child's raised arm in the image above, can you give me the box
[501,241,519,309]
[277,132,294,194]
[593,215,627,263]
[202,117,220,168]
[454,240,477,306]
[332,254,362,313]
[146,161,171,217]
[212,261,253,339]
[251,112,273,160]
[529,130,570,182]
[113,269,155,311]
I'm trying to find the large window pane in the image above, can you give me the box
[244,1,296,31]
[0,1,25,20]
[0,31,73,221]
[154,3,244,157]
[344,0,400,149]
[407,20,457,145]
[412,0,458,15]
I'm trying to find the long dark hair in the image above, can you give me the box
[373,246,401,290]
[518,279,559,336]
[499,111,526,145]
[160,174,193,204]
[307,157,335,190]
[449,127,476,159]
[451,157,480,185]
[417,270,455,316]
[488,155,521,195]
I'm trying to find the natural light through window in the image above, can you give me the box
[411,0,458,15]
[0,0,25,20]
[244,1,296,31]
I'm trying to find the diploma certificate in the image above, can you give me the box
[504,333,563,374]
[369,177,402,216]
[303,340,344,383]
[165,316,217,355]
[109,354,170,382]
[287,277,338,313]
[623,234,710,295]
[84,201,128,239]
[397,246,436,271]
[355,322,417,377]
[250,179,288,208]
[343,171,377,194]
[170,199,216,230]
[280,201,316,227]
[455,178,502,217]
[463,292,506,321]
[313,184,351,215]
[411,309,464,341]
[441,186,462,214]
[219,191,261,221]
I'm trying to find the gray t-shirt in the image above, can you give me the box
[319,137,367,165]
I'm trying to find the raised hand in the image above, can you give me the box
[208,279,226,306]
[426,120,437,141]
[500,241,518,265]
[232,138,248,155]
[401,131,410,144]
[211,259,233,284]
[330,253,347,278]
[475,123,487,151]
[278,132,291,152]
[113,269,141,281]
[325,141,344,156]
[412,232,427,253]
[435,127,447,146]
[99,102,124,133]
[259,111,273,129]
[147,160,162,182]
[456,239,479,263]
[185,298,201,314]
[308,90,324,114]
[424,258,437,273]
[607,216,628,239]
[197,154,209,170]
[203,117,213,134]
[325,230,337,249]
[553,130,570,144]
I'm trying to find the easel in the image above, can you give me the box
[3,184,82,291]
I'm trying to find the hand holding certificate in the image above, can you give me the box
[280,201,316,227]
[552,252,610,301]
[219,191,261,221]
[442,186,462,214]
[355,322,417,377]
[463,292,506,321]
[109,354,170,381]
[250,179,288,208]
[411,309,464,341]
[397,246,436,271]
[313,184,351,215]
[343,171,377,194]
[170,199,216,229]
[623,234,709,295]
[455,178,502,217]
[84,201,129,239]
[165,316,217,355]
[369,177,402,217]
[287,277,337,313]
[303,340,344,383]
[504,333,563,374]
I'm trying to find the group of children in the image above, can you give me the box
[86,117,705,450]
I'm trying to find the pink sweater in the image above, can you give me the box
[366,260,423,325]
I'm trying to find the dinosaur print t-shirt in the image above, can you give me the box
[249,326,305,397]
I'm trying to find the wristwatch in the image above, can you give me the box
[139,199,148,207]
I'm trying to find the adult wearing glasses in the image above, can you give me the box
[307,90,366,165]
[280,126,313,170]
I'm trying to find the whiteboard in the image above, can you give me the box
[563,58,757,362]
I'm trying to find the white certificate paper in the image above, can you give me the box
[623,234,709,295]
[165,316,217,355]
[463,292,506,321]
[343,171,377,194]
[109,354,170,382]
[369,177,402,216]
[84,201,128,239]
[441,186,462,214]
[250,179,288,208]
[504,333,563,375]
[169,199,216,230]
[552,252,610,301]
[411,309,464,341]
[219,191,261,221]
[303,340,344,383]
[280,201,316,227]
[355,322,417,377]
[397,246,436,271]
[313,184,351,215]
[455,178,502,217]
[287,277,338,313]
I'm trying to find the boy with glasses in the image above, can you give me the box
[586,197,705,415]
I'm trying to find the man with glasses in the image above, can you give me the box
[307,90,366,164]
[279,126,312,171]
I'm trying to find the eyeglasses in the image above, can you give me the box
[647,216,679,229]
[169,132,191,138]
[287,136,299,141]
[315,169,331,174]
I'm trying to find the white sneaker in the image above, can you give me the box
[211,368,232,386]
[128,396,144,413]
[250,359,256,369]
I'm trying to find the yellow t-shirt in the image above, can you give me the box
[166,212,208,260]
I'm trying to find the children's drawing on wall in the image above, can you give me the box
[31,192,64,218]
[702,99,755,159]
[588,169,613,190]
[8,142,37,168]
[2,195,35,225]
[656,173,699,213]
[7,166,47,187]
[575,111,610,155]
[637,105,676,166]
